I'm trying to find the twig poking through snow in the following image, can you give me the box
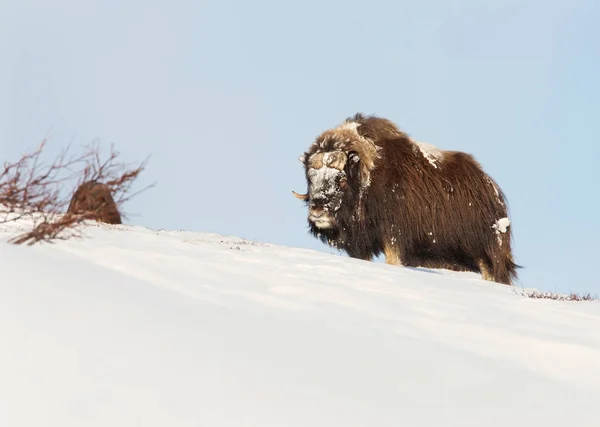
[522,290,598,302]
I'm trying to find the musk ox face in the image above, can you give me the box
[293,150,359,229]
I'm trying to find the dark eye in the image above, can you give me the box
[339,178,347,189]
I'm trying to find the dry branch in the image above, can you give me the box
[523,290,598,302]
[1,139,153,245]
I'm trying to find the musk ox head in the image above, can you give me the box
[293,150,361,229]
[67,180,122,224]
[292,116,393,230]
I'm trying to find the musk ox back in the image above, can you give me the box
[67,180,122,224]
[293,113,519,285]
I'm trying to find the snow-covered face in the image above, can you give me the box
[297,151,349,229]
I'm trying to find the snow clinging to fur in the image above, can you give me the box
[414,140,444,168]
[493,217,511,234]
[486,176,505,207]
[307,155,345,210]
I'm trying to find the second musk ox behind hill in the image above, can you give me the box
[67,181,122,225]
[293,113,519,285]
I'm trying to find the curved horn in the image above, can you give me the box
[292,190,309,201]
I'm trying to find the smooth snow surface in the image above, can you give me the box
[1,219,600,427]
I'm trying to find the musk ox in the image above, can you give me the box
[293,113,519,285]
[67,180,122,224]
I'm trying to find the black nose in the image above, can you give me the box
[310,198,326,208]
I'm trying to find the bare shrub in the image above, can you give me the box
[523,290,598,302]
[1,139,153,245]
[67,181,122,225]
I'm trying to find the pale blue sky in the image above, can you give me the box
[1,0,598,294]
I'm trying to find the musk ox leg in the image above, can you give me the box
[477,259,494,281]
[492,253,519,286]
[479,251,518,286]
[383,241,403,266]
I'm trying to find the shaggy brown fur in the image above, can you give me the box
[293,113,519,285]
[67,181,122,224]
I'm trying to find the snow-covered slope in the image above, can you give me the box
[1,220,599,427]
